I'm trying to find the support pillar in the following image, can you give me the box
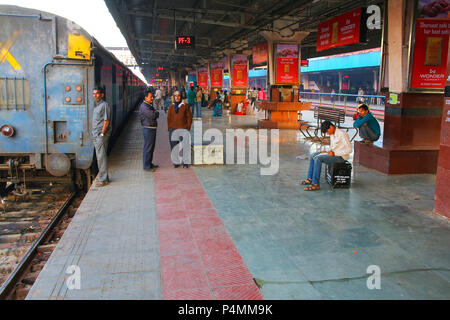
[355,0,443,174]
[435,41,450,217]
[258,29,311,129]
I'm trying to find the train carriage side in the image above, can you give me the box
[0,5,144,192]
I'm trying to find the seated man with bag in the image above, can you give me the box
[300,121,353,191]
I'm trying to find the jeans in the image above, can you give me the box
[195,101,202,118]
[142,128,157,169]
[169,129,190,165]
[359,123,380,141]
[93,135,110,182]
[307,152,344,185]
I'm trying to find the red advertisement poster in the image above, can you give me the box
[411,19,450,89]
[252,42,268,65]
[197,67,208,87]
[232,55,248,87]
[316,8,362,52]
[210,62,223,87]
[276,44,299,84]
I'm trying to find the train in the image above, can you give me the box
[0,5,146,193]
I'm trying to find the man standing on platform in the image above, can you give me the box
[92,87,112,187]
[139,88,160,172]
[187,85,196,115]
[167,91,192,168]
[154,87,163,110]
[353,104,381,145]
[195,85,203,119]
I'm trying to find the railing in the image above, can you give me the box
[298,91,385,116]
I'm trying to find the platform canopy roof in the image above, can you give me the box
[104,0,383,82]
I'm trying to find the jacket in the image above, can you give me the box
[138,100,159,128]
[167,102,192,131]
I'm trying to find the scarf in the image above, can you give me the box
[174,101,181,113]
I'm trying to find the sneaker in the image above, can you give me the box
[95,180,108,187]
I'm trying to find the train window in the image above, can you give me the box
[0,77,31,110]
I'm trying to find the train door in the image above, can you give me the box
[45,64,89,154]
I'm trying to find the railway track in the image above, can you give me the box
[0,184,85,300]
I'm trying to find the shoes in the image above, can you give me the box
[182,164,190,168]
[144,164,159,172]
[95,180,108,187]
[173,164,180,168]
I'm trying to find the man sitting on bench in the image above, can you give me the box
[300,121,353,191]
[353,104,381,144]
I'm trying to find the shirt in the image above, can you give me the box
[353,112,381,136]
[155,89,162,100]
[92,100,111,137]
[196,90,202,102]
[330,128,352,160]
[187,89,196,104]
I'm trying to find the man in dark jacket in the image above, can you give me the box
[139,88,159,171]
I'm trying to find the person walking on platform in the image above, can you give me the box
[204,88,210,109]
[154,87,163,110]
[300,120,352,191]
[353,104,381,145]
[195,85,202,119]
[187,86,196,115]
[92,87,112,187]
[167,91,192,168]
[139,88,160,172]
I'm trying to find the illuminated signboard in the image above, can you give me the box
[316,8,367,52]
[176,36,195,49]
[301,59,309,67]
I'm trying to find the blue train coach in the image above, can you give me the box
[0,5,145,192]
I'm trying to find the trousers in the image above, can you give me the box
[93,135,110,182]
[143,128,157,169]
[307,152,344,185]
[359,123,380,141]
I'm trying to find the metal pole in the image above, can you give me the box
[344,95,347,115]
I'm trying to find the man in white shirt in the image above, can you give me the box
[300,120,352,191]
[154,87,163,110]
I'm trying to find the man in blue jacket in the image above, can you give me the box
[353,104,381,144]
[138,88,159,171]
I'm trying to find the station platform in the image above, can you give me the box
[27,108,450,300]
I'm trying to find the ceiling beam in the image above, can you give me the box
[126,10,257,29]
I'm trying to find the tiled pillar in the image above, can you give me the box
[354,0,443,174]
[258,30,311,129]
[435,40,450,217]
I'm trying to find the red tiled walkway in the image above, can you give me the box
[153,114,263,300]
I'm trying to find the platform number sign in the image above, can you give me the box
[176,36,195,49]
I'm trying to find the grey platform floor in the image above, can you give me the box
[27,111,161,300]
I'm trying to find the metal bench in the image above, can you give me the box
[299,106,358,144]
